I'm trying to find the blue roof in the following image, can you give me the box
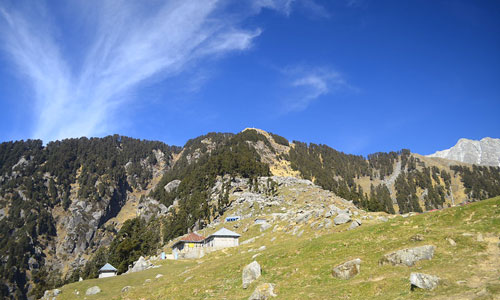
[99,263,117,272]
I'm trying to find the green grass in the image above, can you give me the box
[56,196,500,299]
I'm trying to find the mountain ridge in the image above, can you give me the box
[427,137,500,167]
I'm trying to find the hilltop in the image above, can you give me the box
[427,137,500,167]
[0,129,499,299]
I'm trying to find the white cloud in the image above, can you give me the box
[0,0,265,142]
[282,66,350,112]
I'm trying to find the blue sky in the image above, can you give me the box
[0,0,499,156]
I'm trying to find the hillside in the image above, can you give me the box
[52,193,500,300]
[0,129,499,299]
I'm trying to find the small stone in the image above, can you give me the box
[377,216,389,222]
[258,246,266,251]
[410,273,440,291]
[85,286,101,295]
[447,238,456,246]
[242,261,261,289]
[476,233,484,242]
[53,289,61,296]
[410,234,424,242]
[248,283,276,300]
[144,279,151,284]
[332,258,361,280]
[121,286,131,293]
[260,222,272,232]
[155,274,163,279]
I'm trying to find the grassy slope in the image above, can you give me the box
[56,197,500,300]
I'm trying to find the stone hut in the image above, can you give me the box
[171,232,206,259]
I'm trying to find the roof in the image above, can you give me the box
[208,227,241,238]
[99,263,117,272]
[180,232,206,242]
[171,232,206,248]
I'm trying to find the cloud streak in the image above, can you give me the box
[282,65,350,112]
[0,0,265,142]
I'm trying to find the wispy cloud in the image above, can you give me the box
[252,0,329,18]
[0,0,267,142]
[281,65,350,112]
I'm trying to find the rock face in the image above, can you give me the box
[334,213,351,225]
[427,137,500,167]
[332,258,361,279]
[248,283,277,300]
[410,272,440,291]
[86,286,101,295]
[242,261,261,289]
[380,245,435,267]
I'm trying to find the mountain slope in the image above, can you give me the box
[427,137,500,167]
[54,196,500,300]
[1,130,499,299]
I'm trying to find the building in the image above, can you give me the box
[171,232,206,259]
[225,216,241,222]
[204,228,240,249]
[98,263,117,278]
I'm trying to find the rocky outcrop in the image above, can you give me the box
[380,245,435,267]
[334,213,351,225]
[427,137,500,167]
[242,261,261,289]
[332,258,361,279]
[248,283,276,300]
[410,273,440,290]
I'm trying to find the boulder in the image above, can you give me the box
[334,213,351,225]
[248,283,276,300]
[410,272,440,291]
[127,256,154,273]
[332,258,361,280]
[348,219,361,230]
[86,286,101,295]
[242,261,261,289]
[380,245,435,267]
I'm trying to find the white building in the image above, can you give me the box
[98,263,117,278]
[204,228,240,249]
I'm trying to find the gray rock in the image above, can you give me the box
[380,245,435,267]
[248,283,277,300]
[242,261,261,289]
[53,289,61,296]
[447,238,456,246]
[155,274,163,279]
[477,233,484,242]
[85,286,101,295]
[260,222,272,232]
[410,234,424,242]
[348,219,361,230]
[258,246,266,251]
[332,258,361,280]
[410,272,440,291]
[377,216,389,222]
[334,213,351,225]
[121,286,131,293]
[324,219,332,229]
[241,237,256,245]
[127,256,154,273]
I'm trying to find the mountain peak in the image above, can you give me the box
[427,137,500,167]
